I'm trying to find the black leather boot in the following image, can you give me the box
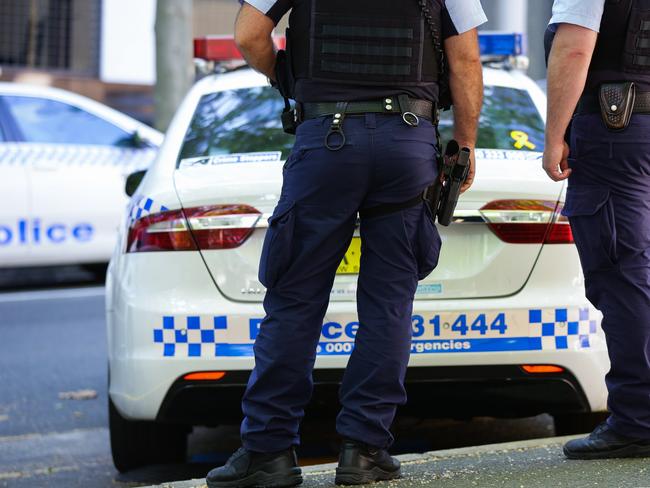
[335,439,401,485]
[564,422,650,459]
[206,447,303,488]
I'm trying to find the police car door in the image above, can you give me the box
[1,94,145,266]
[0,98,31,267]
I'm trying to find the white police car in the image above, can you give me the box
[0,82,162,268]
[106,34,609,471]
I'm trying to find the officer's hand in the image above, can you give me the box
[542,141,572,181]
[460,151,475,193]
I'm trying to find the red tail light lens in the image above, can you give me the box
[184,205,261,249]
[127,204,261,252]
[479,200,573,244]
[127,210,196,252]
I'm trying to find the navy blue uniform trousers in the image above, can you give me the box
[240,113,441,451]
[565,113,650,439]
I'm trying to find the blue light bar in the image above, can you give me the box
[479,32,525,56]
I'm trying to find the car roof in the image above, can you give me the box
[0,82,164,146]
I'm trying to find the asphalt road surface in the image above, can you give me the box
[0,266,559,488]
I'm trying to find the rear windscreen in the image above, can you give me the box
[177,84,544,166]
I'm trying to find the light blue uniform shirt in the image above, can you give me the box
[445,0,488,35]
[550,0,606,32]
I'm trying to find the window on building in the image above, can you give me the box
[0,0,100,75]
[2,96,135,147]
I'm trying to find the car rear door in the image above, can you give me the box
[0,97,32,267]
[2,94,154,266]
[172,80,557,303]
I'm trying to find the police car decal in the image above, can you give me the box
[0,219,94,246]
[152,307,602,358]
[178,152,282,169]
[128,195,169,225]
[474,148,542,161]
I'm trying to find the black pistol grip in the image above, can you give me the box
[438,147,471,226]
[454,147,471,177]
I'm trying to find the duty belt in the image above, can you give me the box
[301,96,436,151]
[301,97,435,123]
[576,91,650,115]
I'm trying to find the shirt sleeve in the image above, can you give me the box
[549,0,606,32]
[241,0,292,25]
[444,0,488,36]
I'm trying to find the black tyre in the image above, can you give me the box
[109,397,189,472]
[553,412,609,436]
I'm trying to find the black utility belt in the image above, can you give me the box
[301,97,435,124]
[576,82,650,131]
[299,96,436,151]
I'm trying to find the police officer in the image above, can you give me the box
[207,1,486,486]
[544,0,650,459]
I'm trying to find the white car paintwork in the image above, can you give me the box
[106,67,609,422]
[0,83,163,267]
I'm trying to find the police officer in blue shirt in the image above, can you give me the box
[544,0,650,459]
[207,1,486,486]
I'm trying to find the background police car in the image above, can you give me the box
[106,35,609,471]
[0,83,162,268]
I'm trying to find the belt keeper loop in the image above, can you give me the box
[325,101,348,151]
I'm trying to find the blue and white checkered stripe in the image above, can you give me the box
[128,195,169,225]
[152,307,602,358]
[153,316,229,358]
[528,307,597,350]
[0,143,156,167]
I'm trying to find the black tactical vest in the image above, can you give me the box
[284,0,444,103]
[586,0,650,92]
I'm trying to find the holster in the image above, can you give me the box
[598,82,636,131]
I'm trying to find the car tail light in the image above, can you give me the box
[127,204,261,253]
[479,200,573,244]
[521,365,565,374]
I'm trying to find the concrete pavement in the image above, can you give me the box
[144,436,650,488]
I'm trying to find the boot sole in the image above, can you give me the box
[335,466,401,485]
[564,443,650,460]
[207,468,303,488]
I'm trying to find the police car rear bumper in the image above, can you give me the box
[155,365,590,426]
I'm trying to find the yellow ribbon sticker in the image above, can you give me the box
[510,130,536,150]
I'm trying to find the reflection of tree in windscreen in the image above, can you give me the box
[178,87,295,161]
[438,86,545,151]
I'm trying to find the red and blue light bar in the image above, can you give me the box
[194,35,286,61]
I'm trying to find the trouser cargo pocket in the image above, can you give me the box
[562,185,617,273]
[415,203,442,280]
[258,200,296,288]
